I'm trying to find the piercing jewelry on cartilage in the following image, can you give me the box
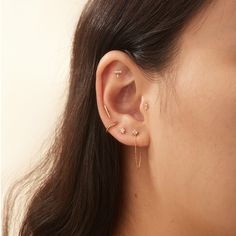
[141,96,149,112]
[144,102,149,111]
[132,129,142,169]
[104,104,111,119]
[104,104,118,132]
[114,70,122,78]
[106,121,118,133]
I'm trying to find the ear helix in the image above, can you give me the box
[104,70,123,132]
[103,70,150,169]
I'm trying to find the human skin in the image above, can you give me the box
[96,0,236,235]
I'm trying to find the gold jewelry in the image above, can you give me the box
[106,121,118,132]
[144,102,149,111]
[132,129,142,169]
[104,104,118,132]
[114,70,122,78]
[119,127,126,134]
[104,104,111,119]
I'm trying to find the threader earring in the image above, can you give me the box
[132,129,142,169]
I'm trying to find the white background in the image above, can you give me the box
[2,0,87,200]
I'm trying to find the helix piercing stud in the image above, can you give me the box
[114,70,122,78]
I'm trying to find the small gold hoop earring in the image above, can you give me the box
[132,129,142,169]
[106,121,118,132]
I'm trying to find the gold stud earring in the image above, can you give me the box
[114,70,122,78]
[132,129,142,169]
[144,102,149,111]
[142,96,149,112]
[119,127,126,134]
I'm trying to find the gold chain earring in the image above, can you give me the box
[132,129,142,169]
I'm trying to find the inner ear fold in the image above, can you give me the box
[103,65,144,125]
[115,81,135,111]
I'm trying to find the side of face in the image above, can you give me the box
[149,0,236,234]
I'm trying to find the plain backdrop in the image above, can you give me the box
[2,0,87,201]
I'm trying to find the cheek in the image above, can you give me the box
[173,59,236,229]
[176,57,236,148]
[149,55,236,231]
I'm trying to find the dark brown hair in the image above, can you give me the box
[3,0,211,235]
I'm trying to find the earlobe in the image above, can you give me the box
[95,50,150,148]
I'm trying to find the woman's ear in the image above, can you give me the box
[96,50,150,147]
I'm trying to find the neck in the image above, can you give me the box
[113,146,204,236]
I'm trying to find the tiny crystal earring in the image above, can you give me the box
[132,129,142,169]
[119,127,126,134]
[114,70,122,78]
